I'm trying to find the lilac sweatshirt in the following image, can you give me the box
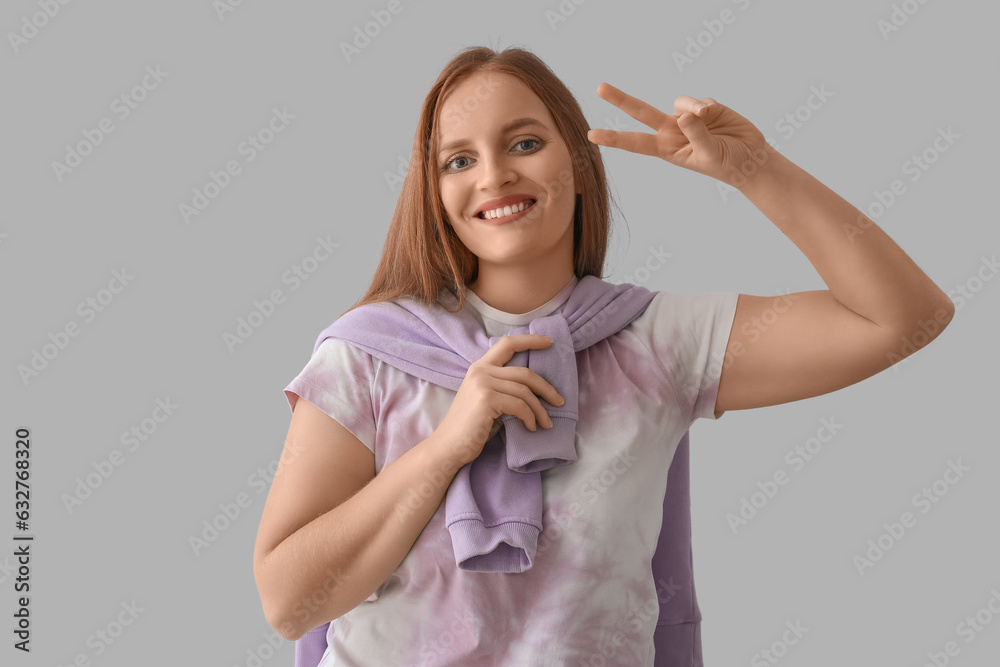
[312,275,655,571]
[292,274,714,665]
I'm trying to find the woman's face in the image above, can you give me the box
[435,71,579,280]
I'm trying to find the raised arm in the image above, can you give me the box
[712,150,953,415]
[587,83,954,415]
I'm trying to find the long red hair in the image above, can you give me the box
[344,45,619,316]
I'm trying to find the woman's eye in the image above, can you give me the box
[442,139,542,173]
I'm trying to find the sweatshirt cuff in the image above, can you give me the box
[502,415,578,472]
[447,517,542,573]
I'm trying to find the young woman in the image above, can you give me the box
[253,46,954,665]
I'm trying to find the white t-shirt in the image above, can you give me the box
[283,274,739,666]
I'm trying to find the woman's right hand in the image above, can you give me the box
[430,334,566,468]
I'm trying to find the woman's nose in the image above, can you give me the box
[478,152,517,189]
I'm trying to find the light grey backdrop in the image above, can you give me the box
[3,0,998,665]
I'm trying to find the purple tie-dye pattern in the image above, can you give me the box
[283,281,739,665]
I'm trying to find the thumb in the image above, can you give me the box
[675,112,716,155]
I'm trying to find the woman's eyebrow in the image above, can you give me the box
[437,117,546,156]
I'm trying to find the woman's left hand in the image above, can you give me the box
[587,82,778,189]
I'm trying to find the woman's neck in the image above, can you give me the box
[467,266,576,314]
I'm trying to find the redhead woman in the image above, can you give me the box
[253,46,953,666]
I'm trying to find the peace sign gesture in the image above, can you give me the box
[587,82,778,190]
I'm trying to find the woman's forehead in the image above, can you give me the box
[435,73,553,145]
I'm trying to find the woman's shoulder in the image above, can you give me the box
[616,289,740,353]
[309,335,376,375]
[627,289,740,324]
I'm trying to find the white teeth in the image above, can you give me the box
[481,199,533,220]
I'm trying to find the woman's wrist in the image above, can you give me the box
[734,147,795,203]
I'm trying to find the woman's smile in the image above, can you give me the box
[478,199,537,224]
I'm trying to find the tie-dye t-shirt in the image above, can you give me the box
[282,274,739,666]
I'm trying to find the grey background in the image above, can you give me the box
[3,0,998,665]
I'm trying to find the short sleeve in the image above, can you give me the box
[636,291,739,423]
[283,336,377,454]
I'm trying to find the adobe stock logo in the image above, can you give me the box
[544,0,591,31]
[726,416,843,535]
[179,106,296,224]
[843,126,960,244]
[750,619,809,666]
[188,458,280,556]
[54,600,145,666]
[17,267,135,386]
[618,245,672,286]
[917,588,1000,667]
[222,235,340,353]
[50,65,169,183]
[583,578,683,665]
[671,0,756,73]
[213,0,250,22]
[852,459,971,576]
[717,84,834,202]
[876,0,933,40]
[8,0,75,55]
[339,0,418,64]
[62,397,179,514]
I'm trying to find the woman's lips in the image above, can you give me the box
[476,197,538,223]
[478,199,536,224]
